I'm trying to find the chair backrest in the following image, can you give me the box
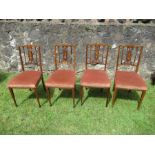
[116,44,143,72]
[54,44,76,70]
[85,43,111,70]
[18,44,43,72]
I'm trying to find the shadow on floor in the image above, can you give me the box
[0,72,9,83]
[15,83,141,107]
[49,84,81,107]
[81,87,112,106]
[116,89,140,101]
[20,84,47,106]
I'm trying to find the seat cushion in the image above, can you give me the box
[115,71,147,90]
[8,71,42,88]
[45,70,76,88]
[80,69,111,88]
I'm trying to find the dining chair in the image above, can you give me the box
[112,44,147,110]
[45,44,76,107]
[80,43,111,107]
[8,44,45,107]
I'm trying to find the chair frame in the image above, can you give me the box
[80,43,111,107]
[112,44,146,110]
[45,44,76,107]
[8,44,45,107]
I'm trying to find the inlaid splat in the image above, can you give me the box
[95,45,100,63]
[27,45,34,63]
[126,47,132,63]
[62,45,68,64]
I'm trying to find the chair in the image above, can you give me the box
[80,43,111,107]
[45,44,76,107]
[112,44,147,110]
[8,44,45,107]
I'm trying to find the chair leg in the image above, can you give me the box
[80,86,84,104]
[112,88,118,107]
[137,90,146,110]
[72,88,75,107]
[112,83,115,91]
[41,76,46,91]
[106,88,110,107]
[8,88,18,107]
[33,88,41,107]
[46,87,52,106]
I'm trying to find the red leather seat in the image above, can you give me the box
[115,71,147,91]
[81,69,111,88]
[8,71,42,88]
[45,70,76,88]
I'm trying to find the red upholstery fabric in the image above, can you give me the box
[80,69,111,88]
[115,71,147,90]
[45,70,76,88]
[8,71,42,88]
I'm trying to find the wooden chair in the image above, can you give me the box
[80,43,111,107]
[45,44,76,107]
[112,44,147,110]
[8,44,45,107]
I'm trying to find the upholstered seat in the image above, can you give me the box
[115,71,147,91]
[81,69,111,88]
[45,70,76,88]
[8,71,42,88]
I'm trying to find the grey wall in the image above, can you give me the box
[0,19,155,79]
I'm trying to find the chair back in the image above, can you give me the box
[54,44,76,70]
[116,44,143,72]
[18,44,43,72]
[85,43,111,70]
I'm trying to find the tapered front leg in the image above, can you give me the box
[137,90,146,110]
[112,88,118,107]
[72,88,75,107]
[80,86,84,105]
[106,88,110,107]
[8,87,18,107]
